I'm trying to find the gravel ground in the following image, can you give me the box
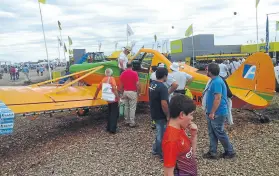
[1,98,279,176]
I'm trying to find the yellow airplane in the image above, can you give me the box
[0,49,275,117]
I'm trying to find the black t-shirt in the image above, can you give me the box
[149,80,169,120]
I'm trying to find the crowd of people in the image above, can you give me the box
[209,57,246,79]
[94,47,236,175]
[0,64,56,82]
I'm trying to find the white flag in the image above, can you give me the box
[127,24,134,36]
[131,41,136,49]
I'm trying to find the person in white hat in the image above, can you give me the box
[169,62,193,95]
[118,46,131,75]
[150,63,178,95]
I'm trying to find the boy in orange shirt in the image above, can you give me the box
[162,94,198,176]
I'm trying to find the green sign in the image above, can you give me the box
[171,40,183,53]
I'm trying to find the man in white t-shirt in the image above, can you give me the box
[230,58,241,73]
[151,63,178,95]
[219,61,229,79]
[169,62,193,95]
[118,46,131,75]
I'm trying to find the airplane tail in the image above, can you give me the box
[226,52,275,107]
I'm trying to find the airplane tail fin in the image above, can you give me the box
[226,52,275,104]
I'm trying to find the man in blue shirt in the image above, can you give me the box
[203,63,236,159]
[22,65,30,82]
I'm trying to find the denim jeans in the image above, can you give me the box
[152,119,167,158]
[206,114,235,155]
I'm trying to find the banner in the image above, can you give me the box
[64,43,67,52]
[127,24,134,36]
[68,36,72,46]
[170,40,183,53]
[38,0,46,4]
[185,24,193,37]
[58,21,62,30]
[256,0,260,8]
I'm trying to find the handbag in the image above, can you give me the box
[101,77,115,102]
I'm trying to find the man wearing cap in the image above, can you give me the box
[169,62,193,95]
[118,46,131,75]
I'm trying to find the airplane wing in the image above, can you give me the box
[0,85,108,115]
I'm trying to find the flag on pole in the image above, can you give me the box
[115,41,118,50]
[185,24,193,37]
[154,35,157,42]
[127,24,134,36]
[64,43,67,52]
[131,41,136,49]
[256,0,260,8]
[98,42,102,51]
[276,21,279,31]
[38,0,46,4]
[157,43,160,48]
[68,36,72,46]
[57,36,62,46]
[58,21,62,30]
[265,16,269,53]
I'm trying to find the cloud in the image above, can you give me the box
[0,0,279,62]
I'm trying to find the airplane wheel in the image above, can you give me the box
[77,108,89,116]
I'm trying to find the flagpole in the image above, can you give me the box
[57,38,60,62]
[68,38,71,58]
[38,1,52,81]
[127,33,128,46]
[60,29,66,62]
[191,29,195,67]
[256,5,259,52]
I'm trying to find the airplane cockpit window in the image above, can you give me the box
[133,52,146,61]
[132,52,154,73]
[141,53,153,69]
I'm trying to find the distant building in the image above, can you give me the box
[170,34,241,61]
[170,34,279,62]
